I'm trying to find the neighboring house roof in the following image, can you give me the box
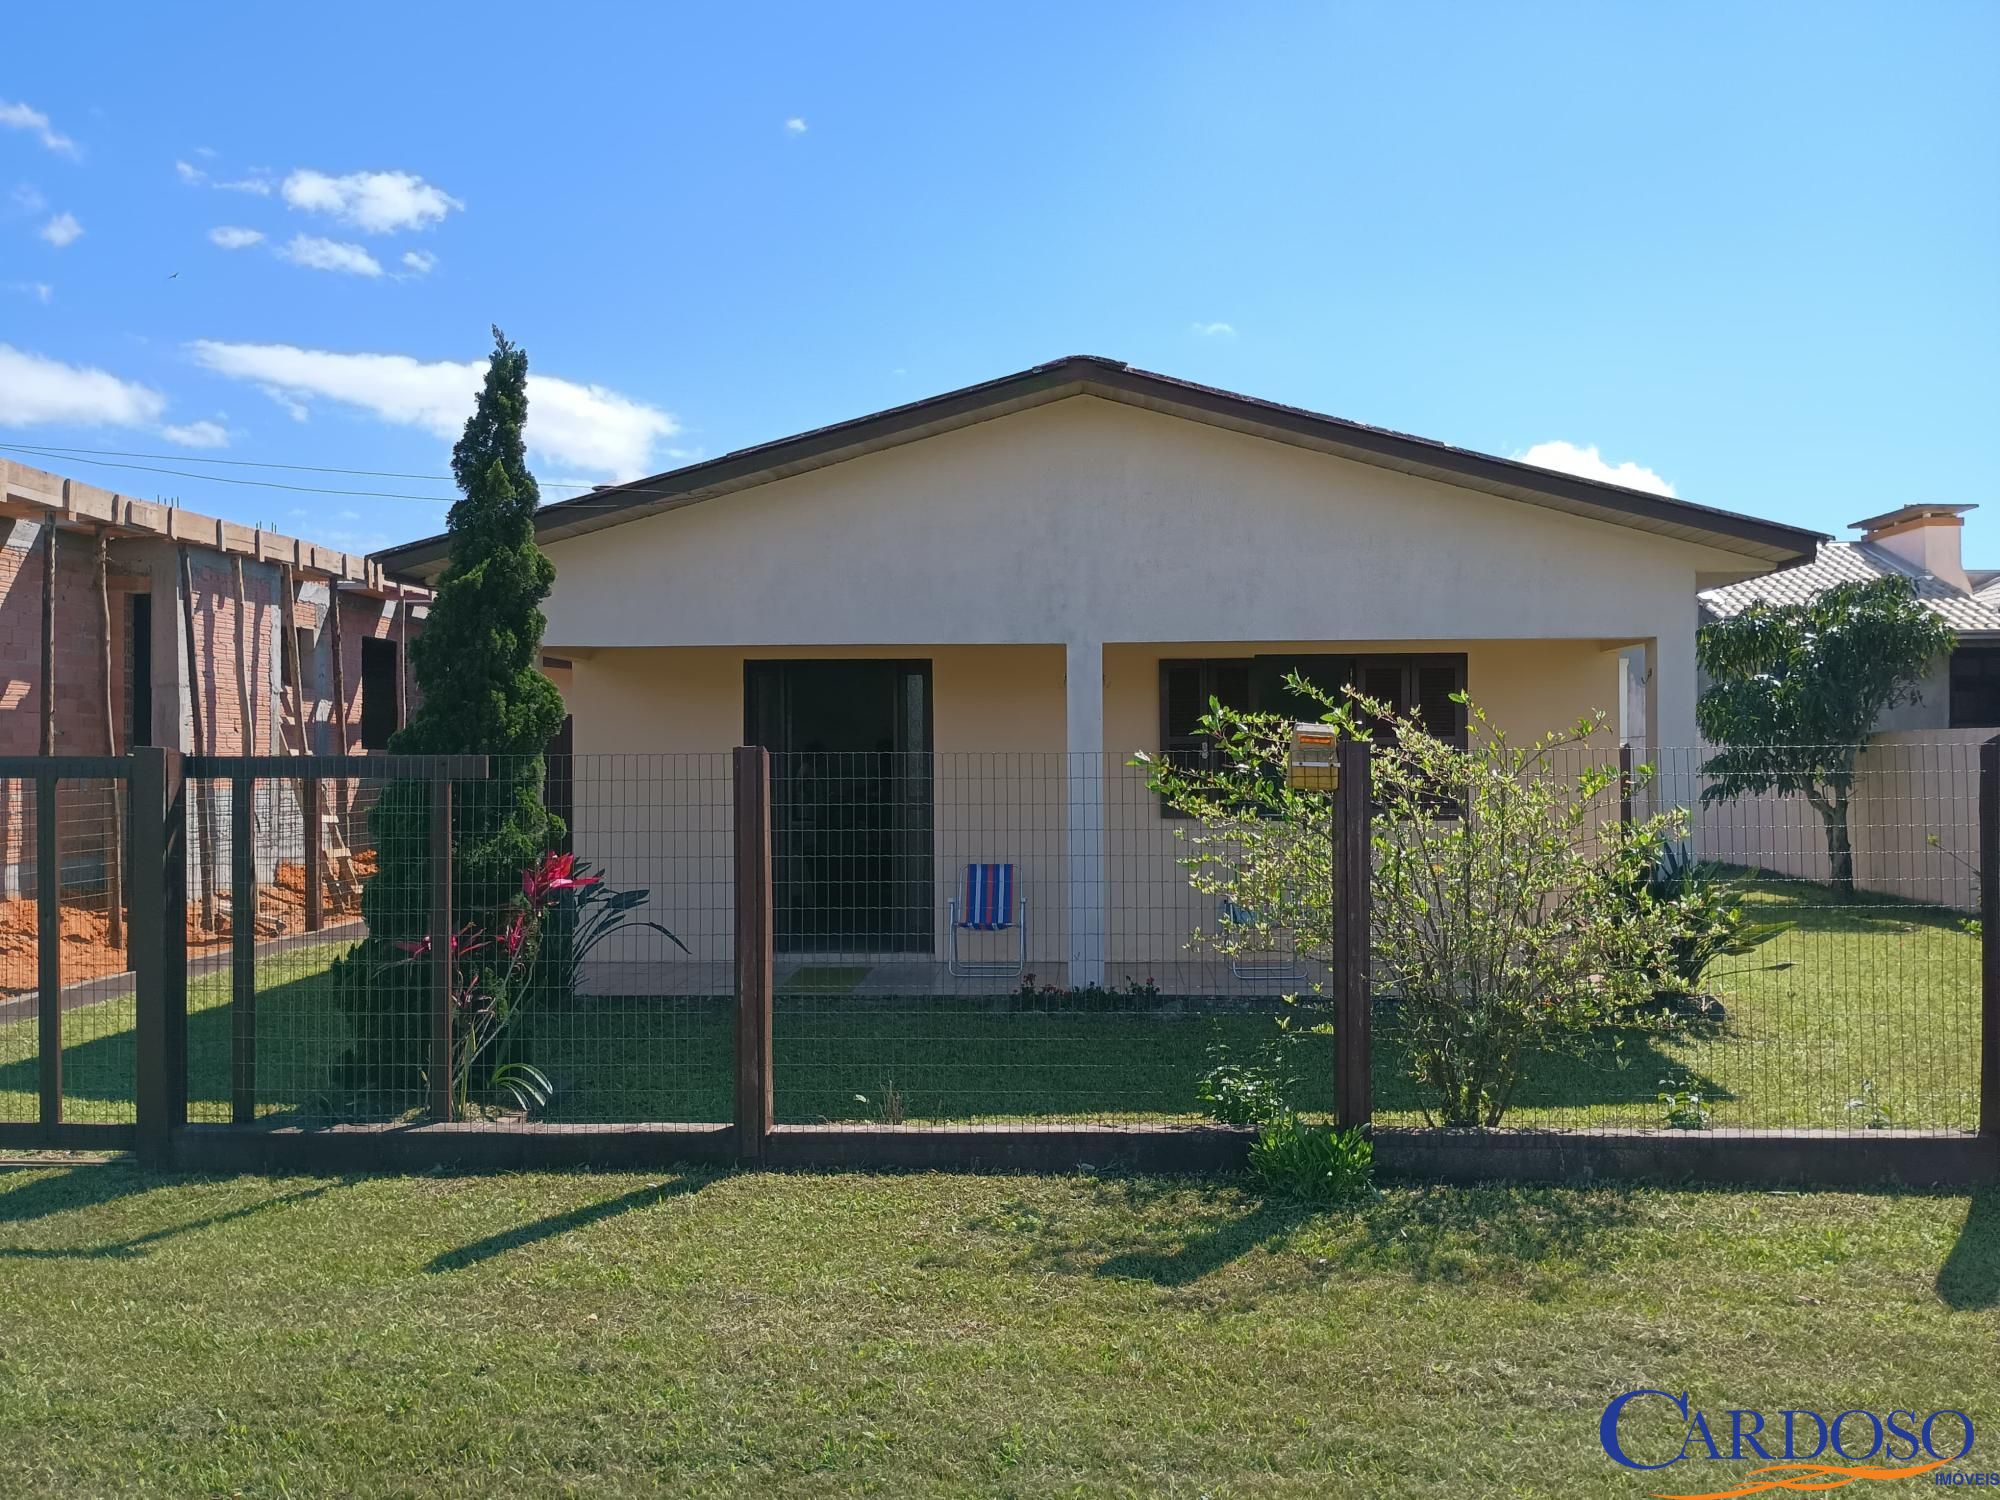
[1698,540,2000,638]
[375,355,1823,580]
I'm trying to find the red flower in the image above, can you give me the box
[523,851,602,907]
[500,911,530,957]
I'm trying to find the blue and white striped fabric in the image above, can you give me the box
[958,863,1015,931]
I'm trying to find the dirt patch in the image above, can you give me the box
[0,848,376,995]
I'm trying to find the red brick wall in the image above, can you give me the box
[0,525,425,901]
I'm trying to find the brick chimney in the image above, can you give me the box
[1851,503,1975,594]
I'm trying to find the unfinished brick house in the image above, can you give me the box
[0,458,429,990]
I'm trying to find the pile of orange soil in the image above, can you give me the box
[0,847,376,995]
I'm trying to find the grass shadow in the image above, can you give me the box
[425,1176,707,1273]
[980,1176,1646,1289]
[0,1163,160,1226]
[0,1180,347,1260]
[1938,1190,2000,1310]
[1371,1007,1734,1121]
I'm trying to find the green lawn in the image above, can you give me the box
[0,878,1981,1132]
[1379,878,1982,1132]
[0,1164,1993,1497]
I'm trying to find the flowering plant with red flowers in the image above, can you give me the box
[395,850,683,1117]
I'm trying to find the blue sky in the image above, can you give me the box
[2,2,1995,559]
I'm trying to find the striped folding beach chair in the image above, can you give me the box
[947,863,1028,978]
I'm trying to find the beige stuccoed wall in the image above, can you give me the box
[538,395,1766,759]
[1690,729,1985,910]
[540,394,1779,976]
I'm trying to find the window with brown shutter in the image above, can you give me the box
[1156,652,1466,812]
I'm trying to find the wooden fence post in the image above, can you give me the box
[734,745,774,1162]
[132,747,188,1167]
[302,774,323,933]
[230,773,257,1125]
[429,776,455,1122]
[1981,736,1998,1139]
[1334,736,1374,1132]
[36,772,60,1140]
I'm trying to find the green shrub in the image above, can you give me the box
[1247,1115,1374,1203]
[1658,1076,1712,1130]
[1620,843,1791,1007]
[1146,684,1689,1128]
[1196,1039,1297,1126]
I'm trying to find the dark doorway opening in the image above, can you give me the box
[360,637,400,749]
[127,592,153,747]
[745,660,933,954]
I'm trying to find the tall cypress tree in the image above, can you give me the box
[340,329,567,1104]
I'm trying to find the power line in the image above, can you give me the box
[0,439,611,492]
[0,441,691,514]
[0,441,465,484]
[0,445,456,502]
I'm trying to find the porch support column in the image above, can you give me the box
[1643,615,1699,819]
[1064,637,1107,989]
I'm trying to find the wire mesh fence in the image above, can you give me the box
[770,752,1337,1128]
[1371,738,1985,1133]
[181,754,735,1128]
[0,773,135,1129]
[0,737,1989,1149]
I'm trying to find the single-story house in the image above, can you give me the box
[1700,502,2000,731]
[377,355,1821,987]
[1694,502,1996,908]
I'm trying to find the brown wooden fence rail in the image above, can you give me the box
[6,742,1999,1185]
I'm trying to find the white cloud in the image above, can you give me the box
[0,100,78,157]
[161,418,230,448]
[276,234,382,276]
[0,344,166,428]
[1190,321,1236,338]
[400,249,436,274]
[218,174,272,195]
[784,117,808,134]
[1514,440,1677,497]
[39,212,82,248]
[261,385,310,422]
[189,340,680,479]
[8,281,52,304]
[208,224,264,250]
[10,183,45,215]
[175,158,205,184]
[281,169,462,233]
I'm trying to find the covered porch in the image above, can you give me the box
[558,635,1657,995]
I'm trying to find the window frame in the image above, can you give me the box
[1948,645,2000,729]
[1156,652,1467,815]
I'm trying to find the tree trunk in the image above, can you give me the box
[1808,788,1856,899]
